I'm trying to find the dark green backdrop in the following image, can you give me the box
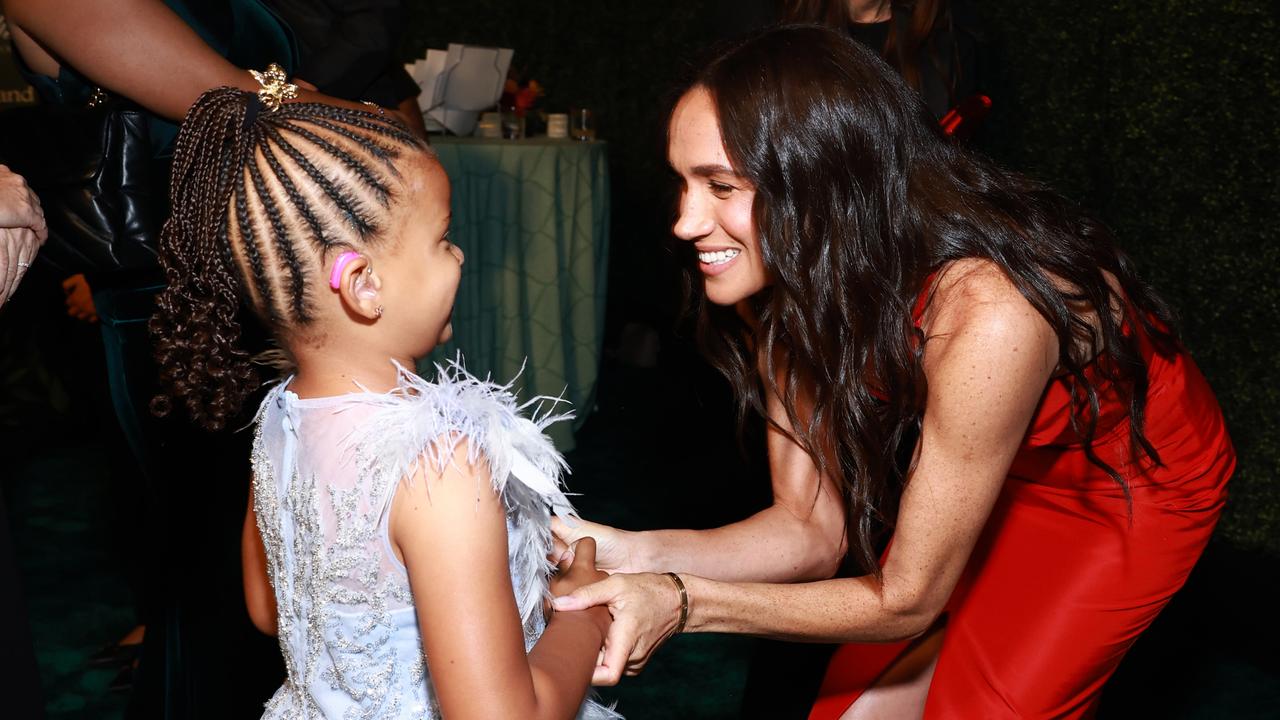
[400,1,1278,554]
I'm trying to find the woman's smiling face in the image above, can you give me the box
[668,87,769,307]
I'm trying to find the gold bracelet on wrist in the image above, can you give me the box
[665,572,689,635]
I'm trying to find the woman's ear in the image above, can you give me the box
[334,255,383,321]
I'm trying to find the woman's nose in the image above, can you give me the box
[673,193,715,241]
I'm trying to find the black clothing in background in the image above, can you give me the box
[846,17,891,55]
[889,0,985,118]
[709,0,988,119]
[708,0,778,41]
[266,0,419,107]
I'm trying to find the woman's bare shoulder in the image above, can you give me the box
[921,258,1058,369]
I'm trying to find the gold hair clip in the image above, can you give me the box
[249,63,298,112]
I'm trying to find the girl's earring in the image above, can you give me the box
[374,306,384,318]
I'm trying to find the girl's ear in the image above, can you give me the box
[334,255,383,321]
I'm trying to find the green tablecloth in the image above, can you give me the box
[419,136,610,450]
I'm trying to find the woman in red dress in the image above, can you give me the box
[552,25,1233,718]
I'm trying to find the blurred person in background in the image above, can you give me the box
[780,0,986,120]
[265,0,428,139]
[1,0,367,715]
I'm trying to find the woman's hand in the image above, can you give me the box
[551,516,642,574]
[0,165,47,304]
[0,227,42,304]
[551,572,685,685]
[0,165,47,238]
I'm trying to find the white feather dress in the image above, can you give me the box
[250,361,621,719]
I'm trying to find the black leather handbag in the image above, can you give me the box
[0,93,163,275]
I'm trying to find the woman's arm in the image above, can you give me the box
[555,369,847,584]
[3,0,364,121]
[392,441,609,720]
[556,260,1060,683]
[241,485,278,636]
[637,393,848,582]
[3,0,261,120]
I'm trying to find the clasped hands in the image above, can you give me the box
[548,517,684,686]
[0,164,48,305]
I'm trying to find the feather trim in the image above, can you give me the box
[345,358,575,626]
[274,358,622,719]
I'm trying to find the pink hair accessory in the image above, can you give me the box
[329,251,361,290]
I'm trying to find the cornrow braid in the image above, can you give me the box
[151,87,429,430]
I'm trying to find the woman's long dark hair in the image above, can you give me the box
[682,26,1178,574]
[150,88,426,431]
[781,0,962,108]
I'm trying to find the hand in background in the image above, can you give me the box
[0,165,47,305]
[1,227,43,304]
[0,164,47,238]
[61,273,98,323]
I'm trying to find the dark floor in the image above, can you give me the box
[5,335,1280,718]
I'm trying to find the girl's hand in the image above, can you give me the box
[549,537,612,642]
[550,536,608,598]
[551,516,640,574]
[551,572,685,686]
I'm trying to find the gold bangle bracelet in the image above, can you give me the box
[665,572,689,635]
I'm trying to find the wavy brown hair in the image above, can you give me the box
[680,26,1178,574]
[150,87,427,430]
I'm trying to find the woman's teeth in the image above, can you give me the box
[698,249,740,265]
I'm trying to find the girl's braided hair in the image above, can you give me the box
[150,87,428,430]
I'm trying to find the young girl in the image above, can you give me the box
[149,80,621,719]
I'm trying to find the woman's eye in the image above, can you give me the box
[708,181,734,197]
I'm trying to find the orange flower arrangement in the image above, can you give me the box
[501,77,544,117]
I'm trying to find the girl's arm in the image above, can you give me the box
[241,485,277,636]
[391,441,610,720]
[556,260,1060,684]
[553,374,847,584]
[2,0,364,121]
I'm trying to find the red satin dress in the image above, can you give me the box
[810,313,1234,719]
